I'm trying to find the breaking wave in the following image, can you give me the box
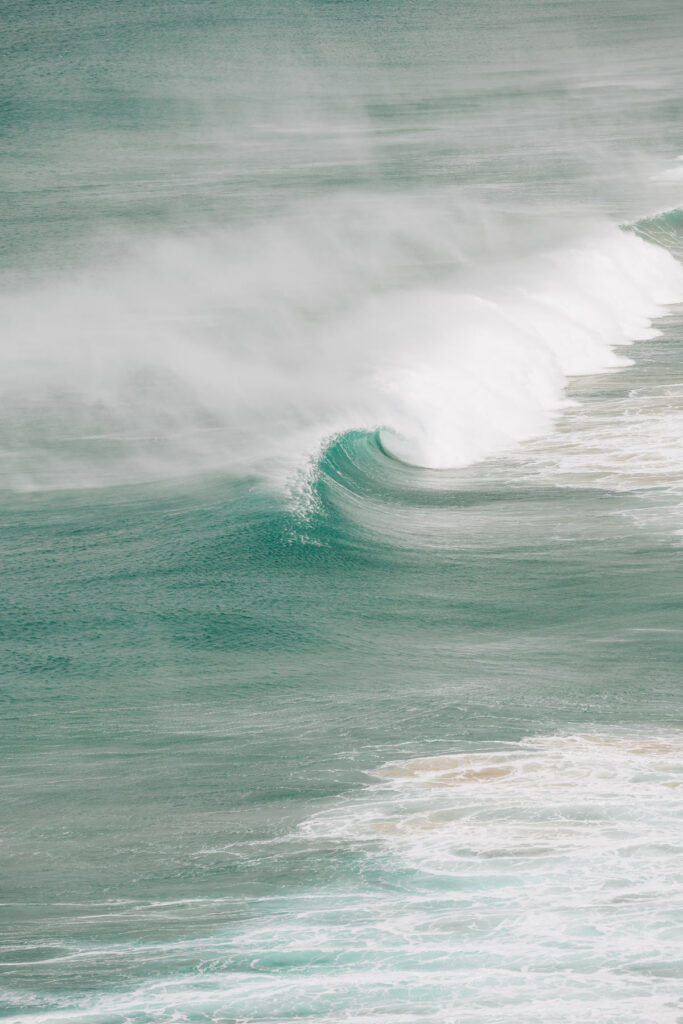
[1,198,681,490]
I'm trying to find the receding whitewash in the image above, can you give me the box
[290,732,683,1020]
[4,733,680,1024]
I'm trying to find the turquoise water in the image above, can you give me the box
[2,2,683,1022]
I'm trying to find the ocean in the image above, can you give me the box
[1,1,682,1021]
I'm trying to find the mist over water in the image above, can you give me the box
[3,0,683,490]
[1,1,683,1022]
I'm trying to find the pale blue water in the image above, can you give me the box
[1,2,683,1022]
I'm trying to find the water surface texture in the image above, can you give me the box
[1,1,683,1022]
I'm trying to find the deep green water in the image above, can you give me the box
[1,2,683,1021]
